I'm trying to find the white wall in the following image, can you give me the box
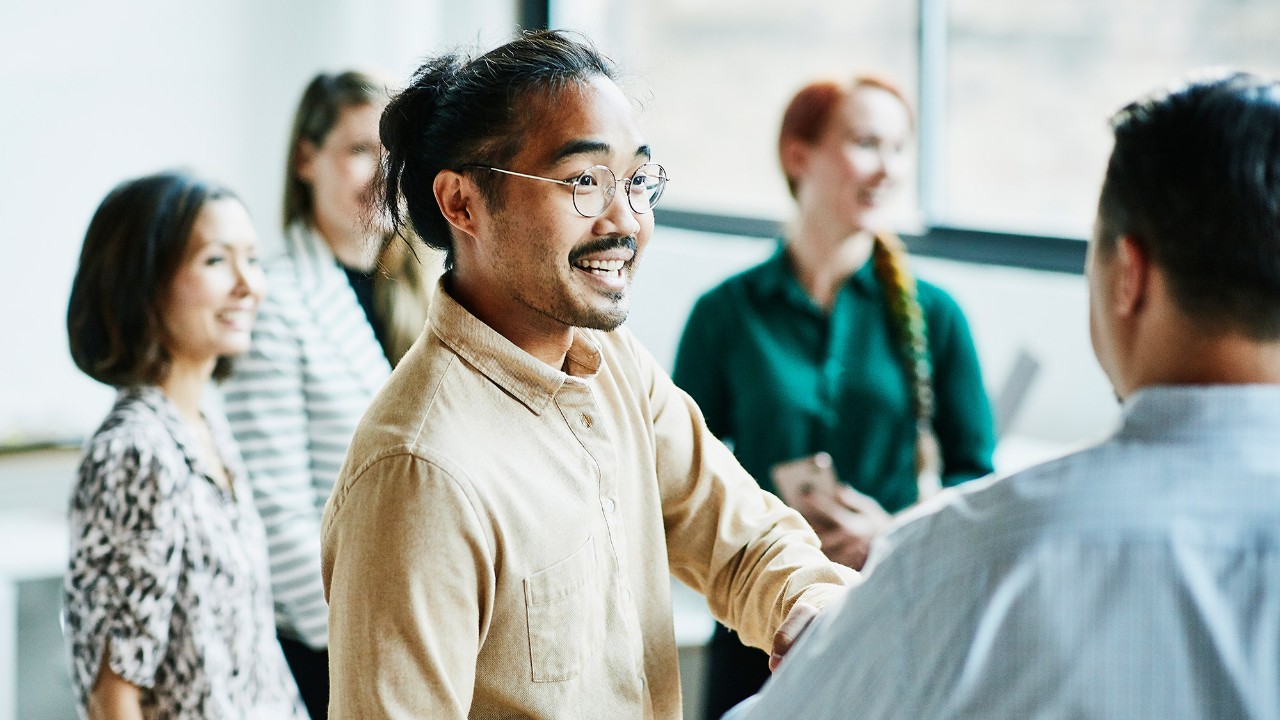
[0,0,515,447]
[0,2,1121,455]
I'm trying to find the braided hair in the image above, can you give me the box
[870,232,941,497]
[780,75,940,498]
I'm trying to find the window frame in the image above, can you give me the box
[525,0,1091,275]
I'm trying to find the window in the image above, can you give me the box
[552,0,1280,245]
[555,0,917,223]
[942,0,1280,237]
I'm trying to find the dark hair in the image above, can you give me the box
[380,29,615,269]
[283,70,391,230]
[1098,70,1280,339]
[67,171,239,387]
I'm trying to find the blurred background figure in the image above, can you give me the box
[221,70,443,719]
[63,171,306,719]
[673,75,996,718]
[730,69,1280,720]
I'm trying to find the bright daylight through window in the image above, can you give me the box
[560,0,1280,242]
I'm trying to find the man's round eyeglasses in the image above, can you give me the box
[461,162,669,218]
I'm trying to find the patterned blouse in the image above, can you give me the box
[63,386,306,720]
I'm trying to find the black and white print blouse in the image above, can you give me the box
[63,386,306,720]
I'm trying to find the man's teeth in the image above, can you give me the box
[576,259,625,272]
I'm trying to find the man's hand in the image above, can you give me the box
[769,601,819,672]
[802,486,891,570]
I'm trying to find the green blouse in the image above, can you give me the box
[673,243,996,513]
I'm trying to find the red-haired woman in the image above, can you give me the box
[673,76,996,718]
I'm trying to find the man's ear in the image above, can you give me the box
[434,170,480,238]
[1113,234,1151,318]
[295,140,318,183]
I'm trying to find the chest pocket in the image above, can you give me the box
[523,536,597,683]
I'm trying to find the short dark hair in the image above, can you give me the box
[68,171,239,387]
[380,29,615,269]
[1098,70,1280,339]
[283,70,391,231]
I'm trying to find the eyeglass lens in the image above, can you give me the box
[572,163,667,217]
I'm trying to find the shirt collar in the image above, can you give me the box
[427,280,604,416]
[752,239,880,305]
[1118,384,1280,442]
[119,384,243,490]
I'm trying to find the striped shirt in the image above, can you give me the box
[733,385,1280,720]
[222,223,390,648]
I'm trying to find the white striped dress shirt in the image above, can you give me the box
[222,223,391,648]
[734,385,1280,720]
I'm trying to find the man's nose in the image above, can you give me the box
[596,187,643,236]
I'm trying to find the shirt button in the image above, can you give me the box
[602,497,616,514]
[581,413,594,428]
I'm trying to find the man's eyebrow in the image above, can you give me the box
[550,141,653,164]
[552,139,611,163]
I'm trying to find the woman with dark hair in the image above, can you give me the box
[64,171,305,719]
[221,70,442,718]
[673,76,997,718]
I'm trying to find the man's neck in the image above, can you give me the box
[1123,325,1280,396]
[446,274,575,370]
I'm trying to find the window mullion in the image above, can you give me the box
[918,0,949,228]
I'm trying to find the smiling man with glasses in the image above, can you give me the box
[318,30,854,719]
[461,162,669,219]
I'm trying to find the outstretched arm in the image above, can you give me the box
[632,332,854,652]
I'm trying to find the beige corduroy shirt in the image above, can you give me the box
[321,285,855,719]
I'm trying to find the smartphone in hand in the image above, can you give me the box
[771,452,889,569]
[771,452,840,517]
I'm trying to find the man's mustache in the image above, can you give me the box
[569,236,638,263]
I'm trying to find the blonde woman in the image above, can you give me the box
[221,70,442,718]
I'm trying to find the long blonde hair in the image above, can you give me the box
[285,70,443,365]
[374,235,443,365]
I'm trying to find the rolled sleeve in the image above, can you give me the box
[66,437,184,696]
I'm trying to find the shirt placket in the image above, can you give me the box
[558,378,649,696]
[815,290,853,444]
